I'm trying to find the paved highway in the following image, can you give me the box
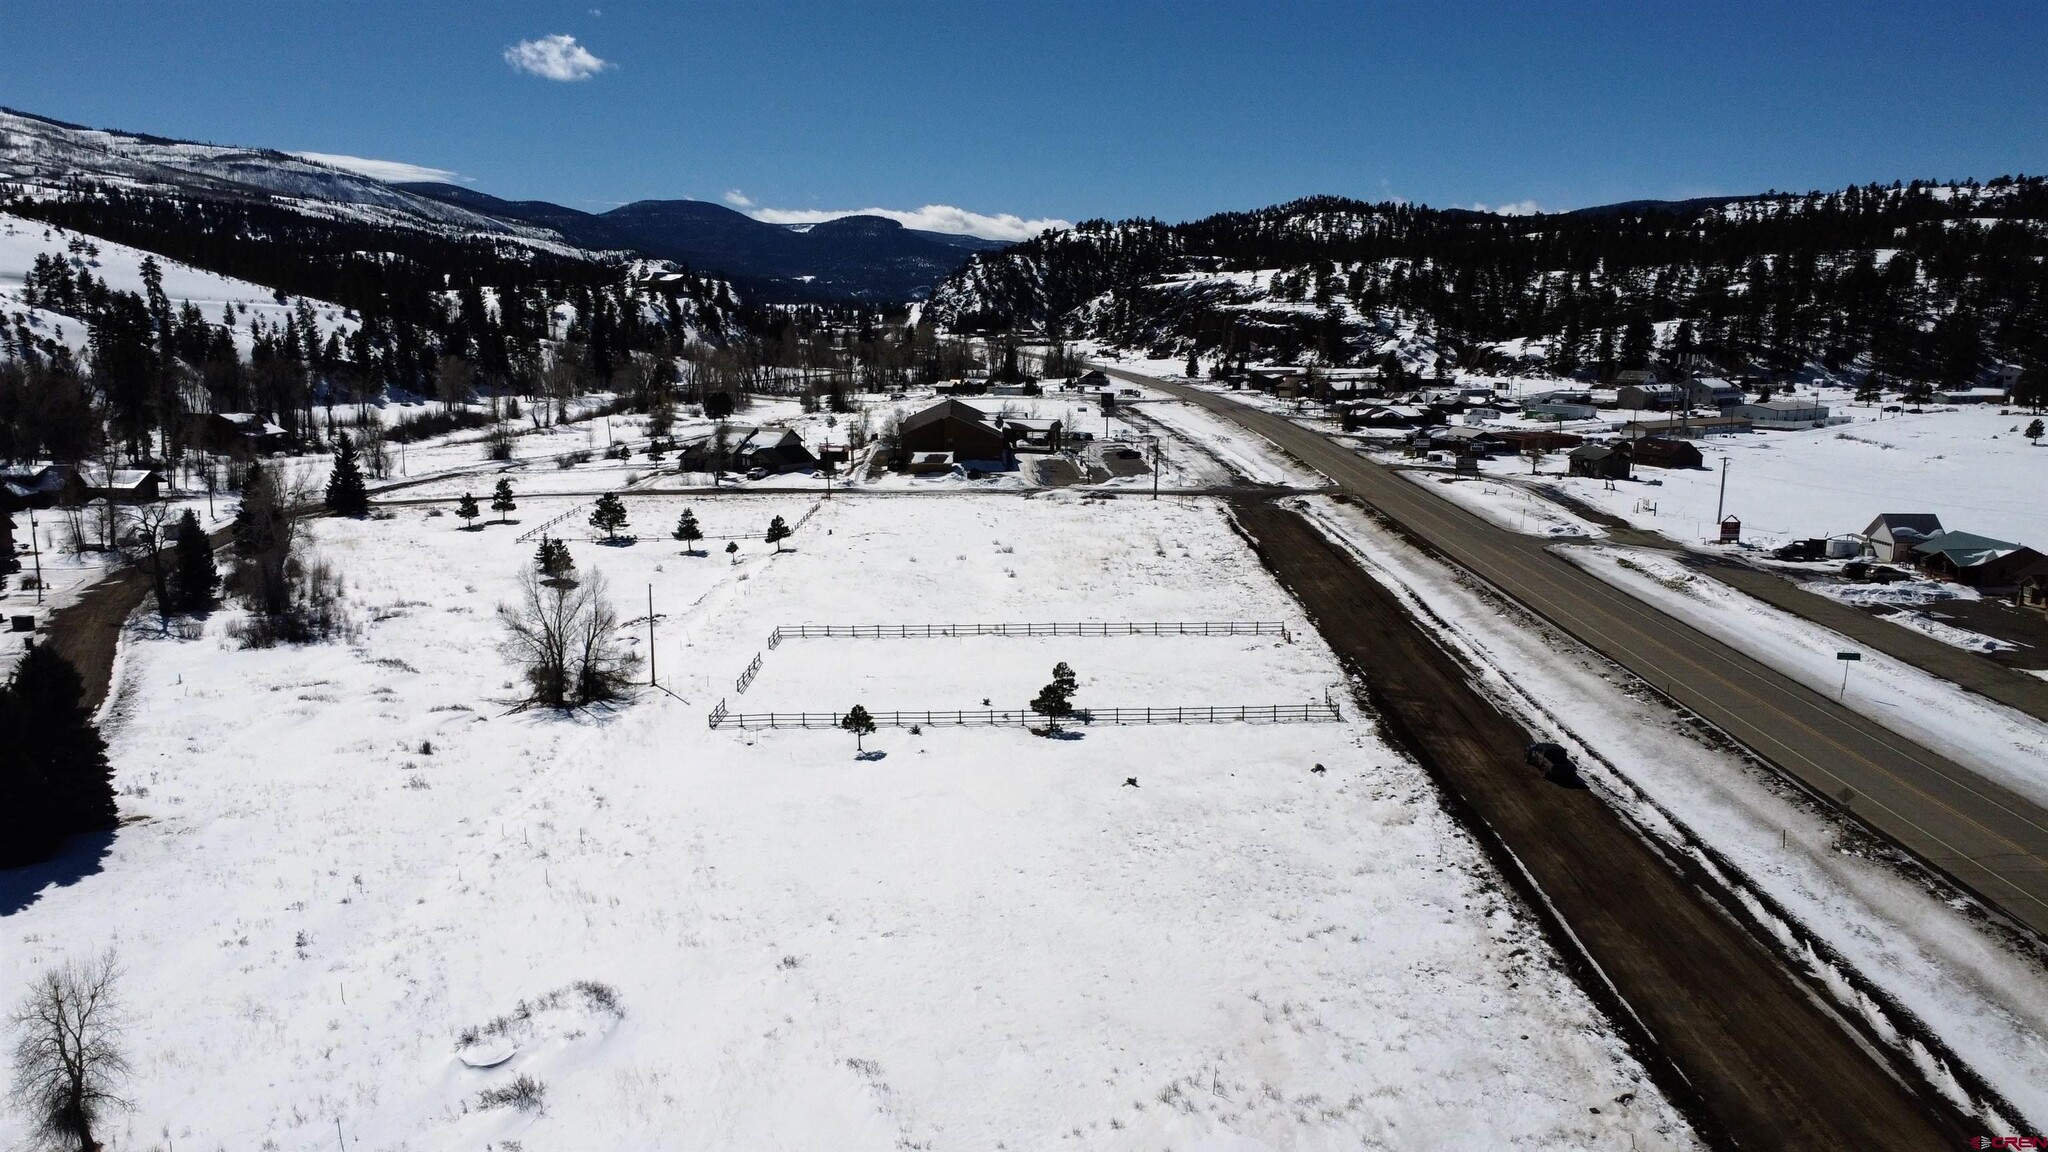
[1103,365,2048,939]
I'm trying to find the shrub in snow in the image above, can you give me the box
[477,1074,546,1114]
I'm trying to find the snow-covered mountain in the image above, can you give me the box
[0,107,563,245]
[0,106,1006,303]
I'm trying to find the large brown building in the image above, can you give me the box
[899,400,1009,464]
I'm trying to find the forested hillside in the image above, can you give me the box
[930,178,2048,394]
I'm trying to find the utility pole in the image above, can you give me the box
[647,584,656,687]
[1715,457,1730,524]
[28,507,43,605]
[1151,436,1161,500]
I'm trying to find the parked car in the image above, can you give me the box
[1524,742,1579,783]
[746,467,769,481]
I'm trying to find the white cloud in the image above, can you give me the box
[722,189,756,209]
[503,34,611,81]
[1467,199,1544,216]
[291,151,465,185]
[743,203,1071,242]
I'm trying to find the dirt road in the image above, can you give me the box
[1231,498,1965,1149]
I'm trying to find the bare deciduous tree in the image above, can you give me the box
[498,567,639,709]
[8,950,129,1152]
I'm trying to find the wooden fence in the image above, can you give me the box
[766,620,1288,648]
[735,652,763,694]
[708,700,1339,730]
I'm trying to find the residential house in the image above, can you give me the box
[899,399,1009,464]
[1862,514,1945,562]
[1415,426,1508,456]
[730,427,817,473]
[1680,378,1745,409]
[187,412,291,457]
[1912,532,2048,590]
[1346,405,1429,430]
[1734,399,1838,430]
[0,465,74,512]
[1617,382,1681,410]
[999,417,1062,452]
[72,467,164,505]
[1074,369,1111,390]
[1567,442,1632,480]
[1630,437,1704,469]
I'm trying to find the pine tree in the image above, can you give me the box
[491,478,517,523]
[325,431,369,516]
[726,540,740,564]
[765,515,792,552]
[673,508,704,554]
[1029,661,1078,734]
[535,536,576,580]
[840,704,876,752]
[589,492,629,541]
[0,644,115,865]
[456,492,481,528]
[169,509,217,611]
[2027,418,2044,444]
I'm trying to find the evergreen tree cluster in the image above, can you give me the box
[931,178,2048,386]
[0,645,116,867]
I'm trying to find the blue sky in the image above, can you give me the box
[5,1,2045,237]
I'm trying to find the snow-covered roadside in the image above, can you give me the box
[2,492,1696,1150]
[1292,496,2048,1129]
[1109,389,1328,488]
[1563,544,2048,809]
[1396,470,1606,539]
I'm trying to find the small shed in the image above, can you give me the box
[1567,443,1631,480]
[2018,571,2048,615]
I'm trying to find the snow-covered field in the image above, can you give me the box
[2,492,1694,1150]
[1563,545,2048,809]
[1295,497,2048,1129]
[1478,408,2048,551]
